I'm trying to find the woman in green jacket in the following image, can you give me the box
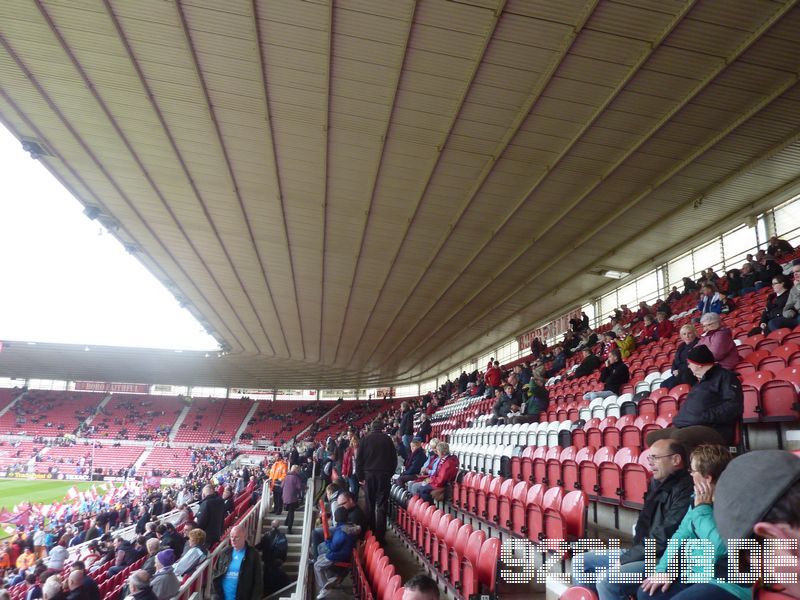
[637,445,751,600]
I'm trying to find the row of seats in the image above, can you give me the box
[172,397,252,443]
[393,496,500,600]
[0,391,105,437]
[508,445,653,508]
[353,531,404,600]
[451,473,588,545]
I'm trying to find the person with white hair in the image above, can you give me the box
[695,312,739,369]
[42,575,63,600]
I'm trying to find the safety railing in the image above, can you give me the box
[293,462,317,600]
[174,499,262,600]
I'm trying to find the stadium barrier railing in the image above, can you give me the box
[174,497,262,600]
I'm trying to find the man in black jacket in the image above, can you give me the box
[574,438,693,598]
[652,344,743,449]
[356,420,397,543]
[398,402,415,454]
[196,484,227,547]
[212,525,262,600]
[569,348,603,379]
[582,349,629,400]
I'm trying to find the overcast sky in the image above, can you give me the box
[0,124,218,351]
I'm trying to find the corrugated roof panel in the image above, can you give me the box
[586,1,684,42]
[494,12,575,50]
[415,0,495,35]
[569,28,649,65]
[506,0,595,26]
[689,0,781,32]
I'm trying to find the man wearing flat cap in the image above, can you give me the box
[647,344,743,450]
[714,450,800,599]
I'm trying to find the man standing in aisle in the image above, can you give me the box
[356,420,397,543]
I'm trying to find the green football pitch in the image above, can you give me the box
[0,479,97,538]
[0,478,95,514]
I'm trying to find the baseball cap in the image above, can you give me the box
[714,450,800,541]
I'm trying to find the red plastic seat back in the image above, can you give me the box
[542,486,564,511]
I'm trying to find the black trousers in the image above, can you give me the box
[284,501,299,532]
[364,470,392,542]
[272,484,283,514]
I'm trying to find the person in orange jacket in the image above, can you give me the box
[268,455,288,514]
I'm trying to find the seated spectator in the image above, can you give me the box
[649,345,743,448]
[544,345,567,378]
[654,310,673,340]
[409,442,459,503]
[758,273,792,333]
[41,575,62,600]
[150,550,179,600]
[583,349,629,401]
[313,507,359,599]
[173,528,207,578]
[569,348,602,379]
[767,235,794,259]
[396,438,427,487]
[660,324,699,389]
[600,331,617,358]
[637,444,748,600]
[490,388,511,426]
[615,327,636,359]
[696,312,740,370]
[633,301,651,323]
[573,438,693,598]
[512,377,547,425]
[638,314,659,345]
[402,574,440,600]
[756,253,783,290]
[739,262,759,295]
[141,538,161,576]
[666,286,681,303]
[725,268,742,297]
[682,277,700,295]
[125,570,157,600]
[718,291,735,314]
[768,259,800,332]
[713,450,800,600]
[108,536,137,576]
[697,283,723,315]
[46,536,68,570]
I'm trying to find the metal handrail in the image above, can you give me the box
[294,462,317,600]
[173,500,262,600]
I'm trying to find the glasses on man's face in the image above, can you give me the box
[646,453,676,464]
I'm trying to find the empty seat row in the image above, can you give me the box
[451,474,588,545]
[394,498,500,599]
[507,444,653,508]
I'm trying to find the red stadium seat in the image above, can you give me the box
[760,380,800,422]
[560,586,599,600]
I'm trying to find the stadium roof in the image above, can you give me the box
[2,0,800,388]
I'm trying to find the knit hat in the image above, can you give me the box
[156,549,176,567]
[686,344,715,366]
[714,450,800,541]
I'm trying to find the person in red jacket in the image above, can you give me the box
[654,310,674,340]
[484,361,502,396]
[412,442,459,503]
